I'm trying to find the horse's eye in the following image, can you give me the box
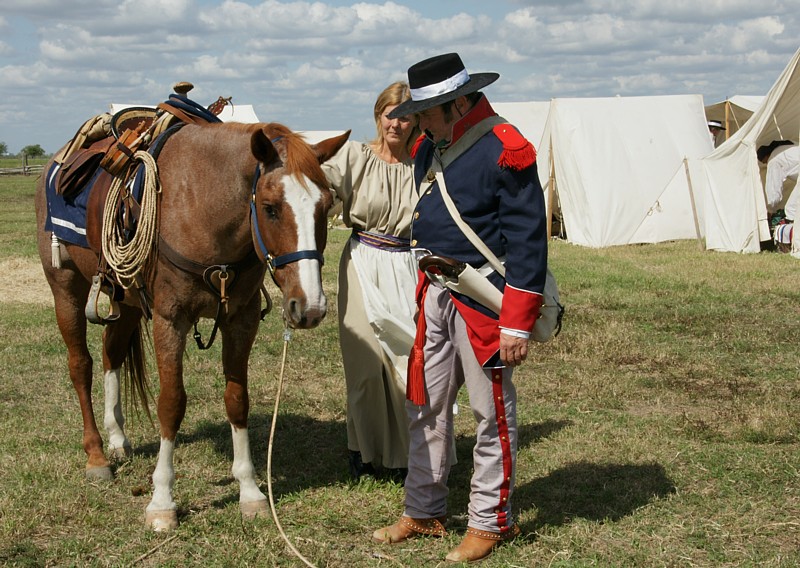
[263,204,279,220]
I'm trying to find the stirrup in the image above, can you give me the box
[85,274,121,324]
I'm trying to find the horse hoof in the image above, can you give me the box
[109,445,131,460]
[241,499,269,519]
[145,510,179,532]
[86,465,113,481]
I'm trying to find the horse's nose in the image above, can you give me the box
[286,297,327,329]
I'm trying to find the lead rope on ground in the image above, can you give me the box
[267,325,318,568]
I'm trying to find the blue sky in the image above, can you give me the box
[0,0,797,153]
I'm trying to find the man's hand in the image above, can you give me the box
[499,332,528,367]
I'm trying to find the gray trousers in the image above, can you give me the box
[403,284,517,533]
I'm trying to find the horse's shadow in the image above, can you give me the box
[128,411,348,498]
[446,420,677,532]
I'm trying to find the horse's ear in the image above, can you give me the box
[314,130,351,163]
[251,127,280,167]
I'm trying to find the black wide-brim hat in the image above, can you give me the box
[388,52,499,118]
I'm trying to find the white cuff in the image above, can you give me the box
[500,327,530,340]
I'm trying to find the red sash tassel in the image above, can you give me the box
[406,277,430,406]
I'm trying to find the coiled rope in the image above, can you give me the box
[267,326,318,568]
[101,151,160,288]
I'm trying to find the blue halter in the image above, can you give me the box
[249,160,324,274]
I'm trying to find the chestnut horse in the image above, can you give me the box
[35,121,349,530]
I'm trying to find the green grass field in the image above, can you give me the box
[1,173,799,567]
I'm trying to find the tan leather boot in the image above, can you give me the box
[372,515,447,544]
[445,524,521,563]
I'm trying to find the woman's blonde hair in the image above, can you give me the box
[371,81,420,153]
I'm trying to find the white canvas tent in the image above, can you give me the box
[697,47,800,253]
[492,101,551,148]
[704,95,764,142]
[110,103,260,123]
[535,95,714,248]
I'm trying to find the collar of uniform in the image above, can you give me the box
[448,95,496,147]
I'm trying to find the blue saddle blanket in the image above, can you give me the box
[44,161,96,248]
[45,159,149,248]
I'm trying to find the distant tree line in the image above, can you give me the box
[0,141,47,158]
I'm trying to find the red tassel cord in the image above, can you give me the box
[406,278,430,406]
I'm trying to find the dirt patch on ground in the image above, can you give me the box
[0,257,53,306]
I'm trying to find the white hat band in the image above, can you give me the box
[410,69,469,101]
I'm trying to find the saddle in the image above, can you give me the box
[50,82,231,324]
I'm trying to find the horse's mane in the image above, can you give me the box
[225,122,329,192]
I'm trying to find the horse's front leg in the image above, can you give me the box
[222,293,268,519]
[145,312,189,531]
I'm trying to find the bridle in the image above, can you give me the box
[162,148,327,351]
[249,149,324,277]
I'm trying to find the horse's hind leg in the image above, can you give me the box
[101,305,144,459]
[46,270,113,480]
[222,295,268,519]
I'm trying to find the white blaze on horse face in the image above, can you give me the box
[281,173,327,313]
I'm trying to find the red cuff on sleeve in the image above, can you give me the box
[499,286,543,332]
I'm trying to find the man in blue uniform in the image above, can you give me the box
[371,53,548,563]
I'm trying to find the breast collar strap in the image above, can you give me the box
[249,158,324,275]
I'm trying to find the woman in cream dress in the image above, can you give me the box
[323,82,420,480]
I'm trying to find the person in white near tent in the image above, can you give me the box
[758,140,800,222]
[708,120,726,147]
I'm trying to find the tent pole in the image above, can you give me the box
[683,157,704,251]
[724,101,731,141]
[547,137,555,239]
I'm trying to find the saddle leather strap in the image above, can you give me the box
[157,235,263,350]
[157,235,261,281]
[156,102,214,126]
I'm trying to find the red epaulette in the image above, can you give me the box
[493,124,536,171]
[410,134,426,159]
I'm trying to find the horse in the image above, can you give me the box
[35,120,349,530]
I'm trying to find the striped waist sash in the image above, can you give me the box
[351,229,411,251]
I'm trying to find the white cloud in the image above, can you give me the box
[0,0,798,153]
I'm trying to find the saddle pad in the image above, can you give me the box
[45,161,95,247]
[46,158,148,249]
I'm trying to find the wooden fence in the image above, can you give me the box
[0,165,45,176]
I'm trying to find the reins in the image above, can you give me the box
[266,327,318,568]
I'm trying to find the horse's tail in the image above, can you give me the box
[124,323,155,427]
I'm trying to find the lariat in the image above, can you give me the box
[101,151,160,288]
